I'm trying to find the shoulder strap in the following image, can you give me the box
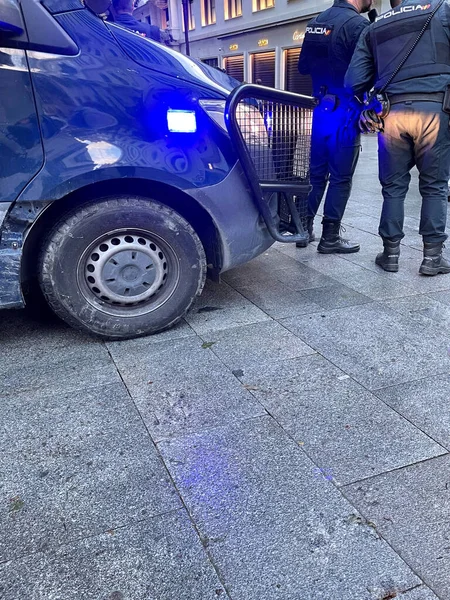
[378,0,445,93]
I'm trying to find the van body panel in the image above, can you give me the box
[21,10,237,202]
[41,0,84,13]
[0,48,44,203]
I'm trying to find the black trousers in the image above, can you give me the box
[307,103,361,222]
[378,101,450,243]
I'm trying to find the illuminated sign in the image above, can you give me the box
[229,43,239,51]
[293,30,305,42]
[257,39,269,47]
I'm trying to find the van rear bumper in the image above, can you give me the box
[185,162,274,273]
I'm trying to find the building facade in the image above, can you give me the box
[135,0,390,95]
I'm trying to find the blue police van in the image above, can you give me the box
[0,0,314,339]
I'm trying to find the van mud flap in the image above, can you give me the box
[226,84,317,244]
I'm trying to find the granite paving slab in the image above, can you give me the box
[0,410,180,560]
[396,586,441,600]
[158,416,420,600]
[373,374,450,449]
[282,303,449,390]
[297,283,372,311]
[232,278,324,319]
[202,320,315,371]
[382,295,450,328]
[0,382,142,455]
[0,309,96,350]
[343,454,450,600]
[239,353,445,485]
[185,280,271,334]
[0,510,225,600]
[0,344,121,398]
[428,288,450,307]
[107,336,265,440]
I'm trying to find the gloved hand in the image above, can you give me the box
[359,109,384,134]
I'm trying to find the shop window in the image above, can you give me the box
[251,51,275,87]
[224,55,244,82]
[201,0,216,25]
[253,0,274,12]
[181,0,195,30]
[202,57,219,68]
[225,0,242,19]
[284,48,313,96]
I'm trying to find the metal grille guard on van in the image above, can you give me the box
[226,84,317,244]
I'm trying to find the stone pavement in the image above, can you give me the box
[1,136,450,599]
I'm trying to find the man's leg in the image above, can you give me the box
[307,112,330,219]
[378,106,415,242]
[414,103,450,275]
[296,110,329,247]
[414,104,450,243]
[317,123,360,254]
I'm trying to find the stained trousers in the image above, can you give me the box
[378,101,450,243]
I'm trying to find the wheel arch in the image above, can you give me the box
[22,178,223,284]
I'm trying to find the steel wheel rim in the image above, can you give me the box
[77,229,180,317]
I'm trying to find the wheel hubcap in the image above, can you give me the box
[84,233,168,306]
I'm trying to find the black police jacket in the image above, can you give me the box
[345,0,450,96]
[299,0,369,98]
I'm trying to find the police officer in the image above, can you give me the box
[345,0,450,276]
[297,0,373,253]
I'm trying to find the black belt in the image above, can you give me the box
[389,92,444,105]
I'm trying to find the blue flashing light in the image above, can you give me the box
[167,109,197,133]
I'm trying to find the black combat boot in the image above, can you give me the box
[317,220,360,254]
[296,217,315,248]
[375,239,400,272]
[419,242,450,276]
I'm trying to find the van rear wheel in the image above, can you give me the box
[39,197,206,339]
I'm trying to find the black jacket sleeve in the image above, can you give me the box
[344,27,375,96]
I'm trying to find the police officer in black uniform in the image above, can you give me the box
[345,0,450,276]
[297,0,373,253]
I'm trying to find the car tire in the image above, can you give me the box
[39,196,206,339]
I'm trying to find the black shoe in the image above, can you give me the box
[317,221,360,254]
[375,239,400,272]
[296,217,315,248]
[419,242,450,276]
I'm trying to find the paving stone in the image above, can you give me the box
[428,289,450,307]
[382,295,450,328]
[240,354,444,485]
[185,280,270,334]
[275,262,346,292]
[0,309,96,350]
[158,416,420,600]
[298,283,372,310]
[326,268,418,301]
[0,510,225,600]
[106,320,195,355]
[373,374,450,449]
[341,213,383,235]
[0,411,180,561]
[282,303,449,390]
[0,382,141,455]
[396,586,441,600]
[234,279,324,319]
[223,250,333,291]
[204,321,315,371]
[0,344,121,398]
[342,454,450,600]
[107,337,265,440]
